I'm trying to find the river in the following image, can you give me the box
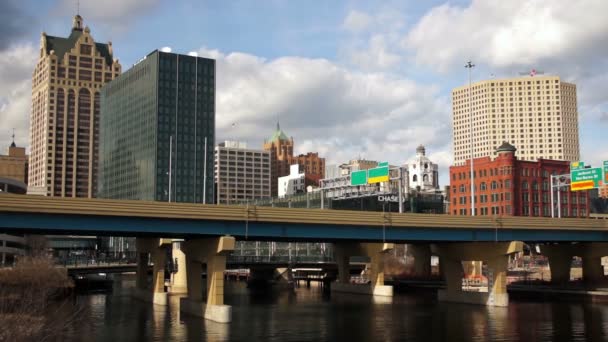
[54,279,608,341]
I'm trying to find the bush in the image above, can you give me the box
[0,257,79,341]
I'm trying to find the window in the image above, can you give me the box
[522,181,529,189]
[491,181,498,190]
[480,182,487,191]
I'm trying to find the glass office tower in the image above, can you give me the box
[99,50,215,203]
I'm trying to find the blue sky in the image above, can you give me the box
[1,0,608,185]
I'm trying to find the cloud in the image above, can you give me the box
[0,0,33,51]
[347,35,401,70]
[342,10,372,32]
[405,0,608,72]
[59,0,161,31]
[198,47,451,183]
[0,44,37,150]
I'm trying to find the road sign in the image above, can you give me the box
[604,161,608,183]
[571,161,585,171]
[378,162,389,167]
[368,166,389,184]
[350,170,367,186]
[571,167,603,191]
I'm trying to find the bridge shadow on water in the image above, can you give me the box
[44,278,608,342]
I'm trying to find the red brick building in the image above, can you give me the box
[263,123,325,196]
[449,142,589,217]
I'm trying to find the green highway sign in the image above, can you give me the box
[571,161,585,171]
[350,170,367,186]
[604,161,608,183]
[378,161,389,167]
[571,167,603,191]
[368,166,389,184]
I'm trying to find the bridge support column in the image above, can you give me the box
[180,236,235,323]
[433,241,522,307]
[169,240,188,294]
[541,243,608,287]
[133,238,170,305]
[540,244,575,285]
[332,242,394,297]
[580,243,608,287]
[408,244,432,278]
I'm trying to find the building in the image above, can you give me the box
[404,145,439,193]
[215,141,270,204]
[263,123,293,197]
[449,142,588,217]
[263,123,325,196]
[278,164,306,198]
[99,49,215,204]
[293,152,325,187]
[452,75,579,165]
[599,184,608,199]
[0,139,28,265]
[28,15,121,197]
[340,159,378,176]
[0,138,28,193]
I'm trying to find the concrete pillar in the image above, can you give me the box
[136,252,148,290]
[331,242,394,297]
[582,256,605,287]
[170,241,188,294]
[133,238,169,305]
[409,244,431,278]
[579,243,608,287]
[433,241,523,307]
[540,244,575,285]
[334,243,351,284]
[151,249,166,294]
[186,255,203,301]
[180,236,235,323]
[206,255,226,306]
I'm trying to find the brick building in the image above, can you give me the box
[450,142,588,217]
[263,123,325,196]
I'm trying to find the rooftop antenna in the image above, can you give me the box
[518,68,545,77]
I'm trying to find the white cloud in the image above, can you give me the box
[342,10,372,32]
[0,43,37,150]
[405,0,608,72]
[198,47,452,182]
[348,35,401,70]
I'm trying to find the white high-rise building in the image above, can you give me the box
[214,141,271,204]
[404,145,439,192]
[452,75,579,165]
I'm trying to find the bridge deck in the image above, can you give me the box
[1,195,607,242]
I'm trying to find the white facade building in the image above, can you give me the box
[404,145,439,193]
[278,164,305,198]
[214,141,271,204]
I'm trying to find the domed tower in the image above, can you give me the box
[405,145,439,192]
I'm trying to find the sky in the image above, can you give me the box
[1,0,607,185]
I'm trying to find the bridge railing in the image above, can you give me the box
[227,255,334,264]
[56,254,138,268]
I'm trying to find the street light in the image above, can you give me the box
[465,61,475,216]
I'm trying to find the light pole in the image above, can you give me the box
[465,61,475,216]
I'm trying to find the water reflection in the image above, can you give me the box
[53,281,608,341]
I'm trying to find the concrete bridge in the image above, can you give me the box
[2,195,608,323]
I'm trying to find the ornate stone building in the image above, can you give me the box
[28,15,121,197]
[263,123,325,196]
[404,145,439,193]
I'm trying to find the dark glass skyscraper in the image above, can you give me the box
[99,50,215,203]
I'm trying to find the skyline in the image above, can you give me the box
[2,0,608,186]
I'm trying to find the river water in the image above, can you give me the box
[59,280,608,342]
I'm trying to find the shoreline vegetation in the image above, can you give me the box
[0,256,80,341]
